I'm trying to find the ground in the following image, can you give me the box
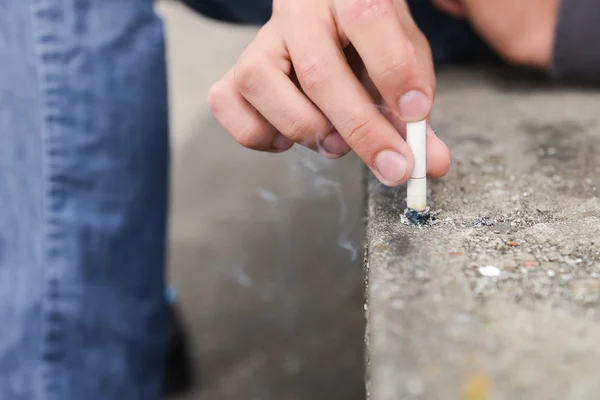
[366,67,600,400]
[159,3,366,400]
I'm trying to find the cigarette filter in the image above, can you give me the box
[406,120,427,211]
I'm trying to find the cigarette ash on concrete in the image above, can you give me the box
[401,207,439,227]
[474,217,496,227]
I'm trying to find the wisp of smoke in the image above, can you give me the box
[253,103,407,263]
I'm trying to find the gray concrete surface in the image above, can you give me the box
[158,3,366,399]
[365,67,600,400]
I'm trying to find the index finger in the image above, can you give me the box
[285,22,415,186]
[335,0,436,122]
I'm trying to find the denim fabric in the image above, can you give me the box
[0,1,169,399]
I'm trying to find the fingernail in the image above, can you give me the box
[374,150,407,184]
[322,132,350,155]
[398,90,431,122]
[273,134,293,150]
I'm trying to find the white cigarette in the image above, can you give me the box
[406,120,427,211]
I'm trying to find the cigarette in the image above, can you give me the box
[406,120,427,212]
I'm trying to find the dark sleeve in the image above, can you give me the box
[182,0,271,25]
[551,0,600,84]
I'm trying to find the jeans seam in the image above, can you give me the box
[29,1,68,399]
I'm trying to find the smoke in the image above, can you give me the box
[231,262,252,287]
[283,138,360,261]
[227,146,360,297]
[221,118,368,398]
[229,104,406,290]
[338,232,359,261]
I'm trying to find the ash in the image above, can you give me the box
[402,207,438,227]
[474,217,496,227]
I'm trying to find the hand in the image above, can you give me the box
[208,0,451,187]
[432,0,468,18]
[438,0,560,68]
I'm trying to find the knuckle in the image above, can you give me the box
[373,41,417,84]
[376,55,413,82]
[285,116,313,143]
[413,31,431,54]
[234,55,263,96]
[405,39,418,60]
[295,54,331,92]
[342,114,373,147]
[344,0,394,24]
[235,124,270,150]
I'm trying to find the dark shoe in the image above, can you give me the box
[163,301,196,396]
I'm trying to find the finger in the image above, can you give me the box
[286,23,416,186]
[235,24,350,158]
[356,48,450,178]
[346,45,383,104]
[208,69,293,152]
[426,127,451,178]
[335,0,436,122]
[432,0,468,18]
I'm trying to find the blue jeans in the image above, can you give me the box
[0,1,168,399]
[0,1,492,399]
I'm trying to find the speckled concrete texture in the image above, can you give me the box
[365,67,600,400]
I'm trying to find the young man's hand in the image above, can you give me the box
[208,0,451,187]
[432,0,468,18]
[435,0,560,68]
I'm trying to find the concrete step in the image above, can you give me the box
[365,67,600,400]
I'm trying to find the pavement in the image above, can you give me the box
[365,67,600,400]
[158,2,366,400]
